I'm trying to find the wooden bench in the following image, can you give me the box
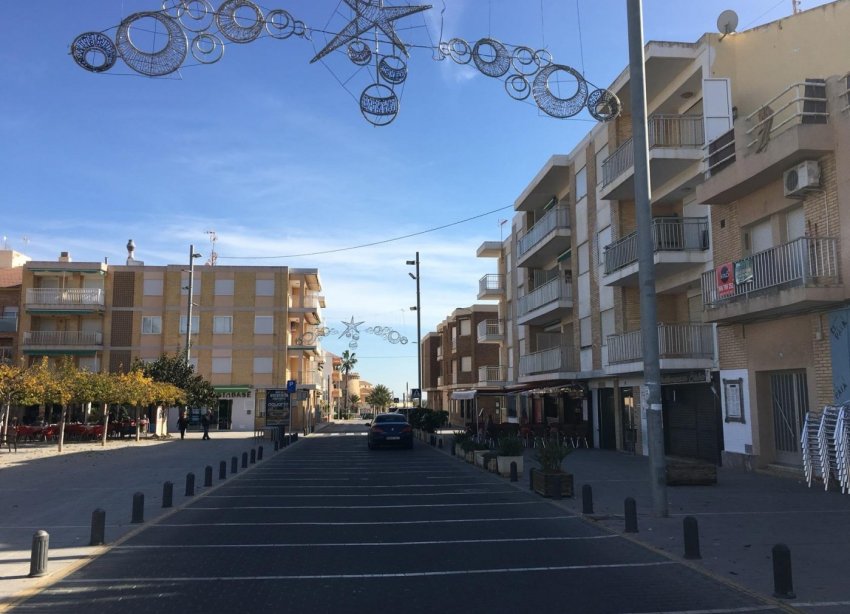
[665,456,717,485]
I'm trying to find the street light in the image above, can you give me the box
[406,252,421,408]
[184,244,202,365]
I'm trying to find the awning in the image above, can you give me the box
[451,390,477,400]
[213,385,252,393]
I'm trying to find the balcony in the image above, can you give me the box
[476,241,502,258]
[601,114,705,202]
[478,365,508,387]
[602,217,710,287]
[288,328,320,353]
[0,347,12,364]
[516,206,571,269]
[701,237,843,323]
[0,314,17,333]
[290,295,322,325]
[606,323,715,375]
[477,319,503,344]
[516,277,573,326]
[22,330,103,353]
[25,288,105,313]
[478,274,505,300]
[698,80,831,205]
[519,344,575,381]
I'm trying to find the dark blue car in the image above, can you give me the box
[367,413,413,449]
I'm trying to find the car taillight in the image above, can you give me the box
[370,426,384,433]
[401,425,412,433]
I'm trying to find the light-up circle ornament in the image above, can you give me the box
[347,40,372,65]
[265,9,295,39]
[215,0,264,43]
[532,64,588,119]
[360,83,399,126]
[511,46,537,76]
[178,0,215,32]
[191,33,225,64]
[71,32,118,73]
[534,49,554,68]
[379,55,407,85]
[505,74,530,101]
[587,88,621,122]
[448,38,471,64]
[472,38,511,78]
[115,12,188,77]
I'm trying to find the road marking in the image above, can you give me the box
[205,490,521,498]
[153,515,576,527]
[115,535,618,549]
[222,482,490,489]
[621,608,779,614]
[58,561,676,583]
[188,501,539,510]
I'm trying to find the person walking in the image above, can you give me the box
[177,411,189,440]
[201,409,211,440]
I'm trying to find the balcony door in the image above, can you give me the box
[771,371,809,466]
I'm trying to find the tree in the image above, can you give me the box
[339,350,357,417]
[133,354,217,410]
[0,362,38,440]
[366,384,393,412]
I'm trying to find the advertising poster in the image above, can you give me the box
[265,389,290,426]
[716,262,735,298]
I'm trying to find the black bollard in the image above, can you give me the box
[162,481,173,508]
[29,530,49,577]
[90,509,106,546]
[582,484,594,515]
[438,438,443,449]
[430,435,436,446]
[131,492,145,524]
[529,467,535,490]
[772,544,796,599]
[250,449,256,464]
[624,497,638,533]
[450,442,455,456]
[204,465,213,487]
[219,461,227,480]
[241,452,248,468]
[683,516,701,559]
[510,461,518,482]
[258,446,263,461]
[185,473,195,497]
[553,474,563,500]
[274,440,279,451]
[231,456,238,474]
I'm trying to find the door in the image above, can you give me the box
[217,400,232,430]
[662,384,722,464]
[598,388,616,450]
[771,371,809,465]
[621,387,637,453]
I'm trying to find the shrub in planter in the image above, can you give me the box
[496,435,524,477]
[532,443,574,497]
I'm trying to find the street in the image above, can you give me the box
[10,424,788,613]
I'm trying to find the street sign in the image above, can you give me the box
[411,388,421,400]
[287,380,297,393]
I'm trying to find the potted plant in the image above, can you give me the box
[452,431,470,457]
[471,441,489,465]
[460,438,478,462]
[483,451,498,472]
[531,442,574,497]
[496,435,524,477]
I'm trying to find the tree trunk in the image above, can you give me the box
[58,404,67,453]
[1,401,9,440]
[101,403,109,447]
[135,406,141,442]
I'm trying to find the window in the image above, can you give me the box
[461,356,472,372]
[254,315,273,334]
[597,227,612,270]
[180,274,201,295]
[212,356,232,374]
[142,316,162,335]
[143,278,163,296]
[595,144,608,186]
[576,165,587,201]
[460,319,471,336]
[253,357,273,374]
[213,316,232,334]
[256,279,274,296]
[215,279,234,296]
[601,309,615,345]
[179,315,199,334]
[580,316,592,348]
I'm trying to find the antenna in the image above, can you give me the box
[205,230,218,266]
[792,0,802,14]
[717,9,739,40]
[21,235,30,248]
[499,218,507,241]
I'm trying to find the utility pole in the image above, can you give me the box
[184,244,202,364]
[627,0,668,517]
[407,252,422,408]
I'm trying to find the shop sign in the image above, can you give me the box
[715,262,735,298]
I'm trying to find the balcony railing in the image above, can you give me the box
[517,277,572,317]
[477,319,502,342]
[23,331,103,346]
[0,347,11,364]
[604,217,709,274]
[745,80,827,151]
[26,288,104,307]
[602,115,705,186]
[478,365,508,385]
[479,274,505,295]
[0,314,17,333]
[607,323,715,365]
[520,344,574,377]
[701,237,839,306]
[517,206,570,259]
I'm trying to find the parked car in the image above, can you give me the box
[367,413,413,450]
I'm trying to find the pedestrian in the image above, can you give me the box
[177,411,189,440]
[201,409,211,440]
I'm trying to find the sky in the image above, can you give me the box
[0,0,834,400]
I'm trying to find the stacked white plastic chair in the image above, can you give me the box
[817,406,840,491]
[834,405,850,493]
[801,409,824,488]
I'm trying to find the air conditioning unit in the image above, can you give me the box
[783,160,821,198]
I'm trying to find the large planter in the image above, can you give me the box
[465,451,475,463]
[474,450,489,467]
[531,469,574,498]
[496,455,523,477]
[454,443,464,458]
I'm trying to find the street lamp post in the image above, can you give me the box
[406,252,422,408]
[184,244,202,365]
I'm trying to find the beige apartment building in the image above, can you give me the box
[460,0,850,469]
[9,242,325,433]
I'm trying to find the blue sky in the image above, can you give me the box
[0,0,832,399]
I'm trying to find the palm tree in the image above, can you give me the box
[340,350,357,418]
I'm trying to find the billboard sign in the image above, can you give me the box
[266,389,290,425]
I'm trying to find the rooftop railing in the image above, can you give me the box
[745,80,828,151]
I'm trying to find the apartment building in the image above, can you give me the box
[12,242,325,433]
[0,250,28,365]
[462,0,850,468]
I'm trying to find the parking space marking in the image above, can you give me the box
[188,501,539,510]
[204,490,521,498]
[153,515,577,527]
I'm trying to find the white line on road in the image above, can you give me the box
[187,501,539,510]
[222,482,490,489]
[205,491,520,498]
[621,608,780,614]
[153,515,576,527]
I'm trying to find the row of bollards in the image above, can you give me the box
[29,443,270,578]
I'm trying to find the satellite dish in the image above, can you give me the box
[717,9,739,36]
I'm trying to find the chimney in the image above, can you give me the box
[58,251,72,262]
[126,239,144,266]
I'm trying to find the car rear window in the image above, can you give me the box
[374,414,407,423]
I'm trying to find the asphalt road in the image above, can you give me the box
[10,424,791,613]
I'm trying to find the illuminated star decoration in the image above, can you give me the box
[339,316,365,340]
[310,0,432,64]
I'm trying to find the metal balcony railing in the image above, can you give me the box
[701,237,839,306]
[520,344,574,376]
[602,115,705,186]
[0,347,12,364]
[517,277,572,317]
[477,319,502,341]
[517,206,570,259]
[604,217,709,274]
[26,288,104,307]
[746,80,828,151]
[607,323,715,365]
[478,365,507,385]
[23,331,103,346]
[479,274,505,295]
[0,314,17,333]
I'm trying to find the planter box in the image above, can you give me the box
[665,456,717,485]
[496,455,523,477]
[531,469,574,498]
[474,450,489,467]
[454,443,464,458]
[465,451,474,463]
